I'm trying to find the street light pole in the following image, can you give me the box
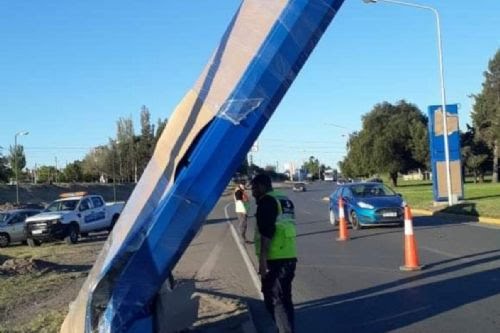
[14,131,29,205]
[112,140,120,202]
[363,0,453,206]
[112,148,117,202]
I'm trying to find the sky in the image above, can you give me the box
[0,0,499,172]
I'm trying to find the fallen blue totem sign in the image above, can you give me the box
[61,1,345,332]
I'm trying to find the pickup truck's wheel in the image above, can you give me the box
[0,233,10,247]
[27,238,41,247]
[65,224,79,245]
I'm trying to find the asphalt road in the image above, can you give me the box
[212,181,500,333]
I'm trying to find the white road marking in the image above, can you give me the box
[196,226,227,280]
[355,306,432,326]
[224,202,263,300]
[418,245,476,264]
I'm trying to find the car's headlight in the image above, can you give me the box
[50,219,61,225]
[358,201,374,209]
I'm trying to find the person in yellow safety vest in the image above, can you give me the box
[251,174,297,333]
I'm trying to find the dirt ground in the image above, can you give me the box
[0,233,250,333]
[0,234,106,332]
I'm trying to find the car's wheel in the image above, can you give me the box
[350,211,362,230]
[65,224,79,245]
[108,214,120,232]
[27,238,41,247]
[329,209,338,226]
[0,233,10,247]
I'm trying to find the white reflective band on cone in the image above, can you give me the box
[404,219,414,235]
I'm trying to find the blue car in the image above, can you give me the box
[329,182,404,229]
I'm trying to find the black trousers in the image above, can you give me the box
[261,259,297,333]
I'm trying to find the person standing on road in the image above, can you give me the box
[234,183,250,242]
[251,174,297,333]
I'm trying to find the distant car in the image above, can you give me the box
[0,209,42,247]
[328,182,404,229]
[292,182,307,192]
[367,177,383,183]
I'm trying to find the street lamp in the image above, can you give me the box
[14,131,29,205]
[363,0,453,206]
[111,140,120,202]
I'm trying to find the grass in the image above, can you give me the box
[0,271,80,333]
[0,241,100,333]
[12,310,67,333]
[395,180,500,218]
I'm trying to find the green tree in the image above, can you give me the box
[461,125,491,183]
[236,157,250,176]
[116,117,136,182]
[302,156,320,180]
[155,117,168,144]
[63,161,84,183]
[0,155,11,183]
[136,106,155,177]
[82,146,110,182]
[8,144,26,181]
[471,49,500,182]
[36,165,57,183]
[340,101,429,186]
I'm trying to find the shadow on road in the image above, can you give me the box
[435,203,480,221]
[296,229,334,238]
[296,219,328,226]
[296,251,500,332]
[205,217,237,225]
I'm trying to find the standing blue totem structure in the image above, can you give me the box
[61,1,346,332]
[428,104,463,202]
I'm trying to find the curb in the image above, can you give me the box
[412,208,500,226]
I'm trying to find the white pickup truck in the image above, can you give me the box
[25,192,124,246]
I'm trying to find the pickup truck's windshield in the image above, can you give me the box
[45,200,79,212]
[350,184,397,197]
[0,213,10,223]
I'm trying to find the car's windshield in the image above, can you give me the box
[350,184,396,197]
[44,200,79,212]
[0,213,11,224]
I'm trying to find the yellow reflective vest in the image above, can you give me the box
[254,190,297,260]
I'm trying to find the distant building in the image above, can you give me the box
[402,169,431,181]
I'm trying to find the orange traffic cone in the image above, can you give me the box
[336,197,349,241]
[400,205,423,271]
